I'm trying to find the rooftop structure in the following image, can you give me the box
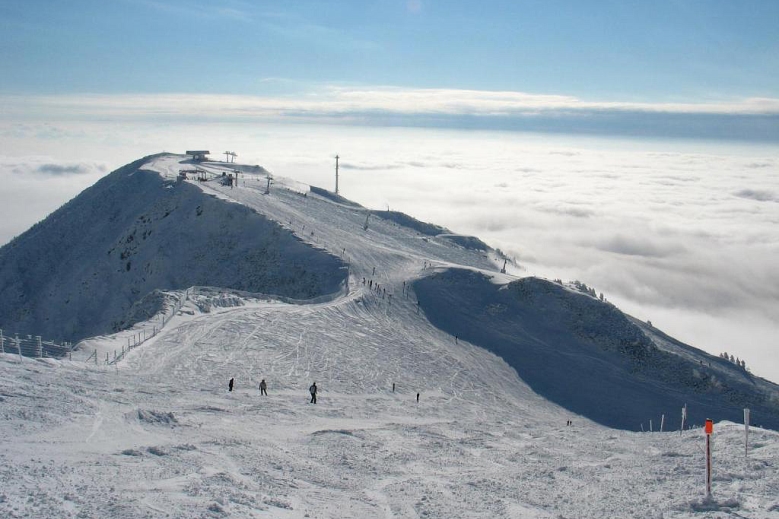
[185,150,210,161]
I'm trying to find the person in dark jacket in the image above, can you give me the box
[309,382,317,404]
[260,379,267,396]
[228,377,234,392]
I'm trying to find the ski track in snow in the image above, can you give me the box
[2,155,779,518]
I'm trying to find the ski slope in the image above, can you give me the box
[2,154,778,518]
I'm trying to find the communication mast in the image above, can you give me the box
[335,154,340,195]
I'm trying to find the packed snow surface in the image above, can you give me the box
[2,154,778,518]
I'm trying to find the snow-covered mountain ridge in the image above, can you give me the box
[2,152,778,430]
[0,154,347,343]
[416,270,779,430]
[1,153,779,518]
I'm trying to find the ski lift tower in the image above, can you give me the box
[335,155,340,195]
[223,151,237,163]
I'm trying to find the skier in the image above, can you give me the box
[228,377,234,392]
[392,383,395,393]
[309,382,318,404]
[260,379,267,396]
[416,392,420,403]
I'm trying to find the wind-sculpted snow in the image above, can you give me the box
[0,155,347,344]
[415,269,779,431]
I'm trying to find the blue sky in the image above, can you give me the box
[2,1,779,141]
[2,0,778,101]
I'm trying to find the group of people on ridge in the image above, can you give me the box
[226,378,420,405]
[227,377,317,403]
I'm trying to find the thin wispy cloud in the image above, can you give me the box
[0,157,107,178]
[734,189,777,203]
[4,87,779,119]
[129,0,252,21]
[4,87,778,141]
[35,164,101,176]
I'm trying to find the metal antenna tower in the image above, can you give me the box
[335,155,340,195]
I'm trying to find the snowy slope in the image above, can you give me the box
[0,155,347,343]
[1,153,779,518]
[415,270,779,431]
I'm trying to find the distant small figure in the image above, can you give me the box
[416,392,420,403]
[369,280,373,288]
[228,377,234,392]
[260,379,267,396]
[372,267,376,275]
[392,383,395,393]
[310,382,318,404]
[455,335,458,344]
[362,277,366,285]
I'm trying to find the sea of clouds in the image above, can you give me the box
[0,120,777,382]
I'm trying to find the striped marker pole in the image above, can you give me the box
[705,419,713,497]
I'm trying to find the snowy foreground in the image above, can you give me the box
[2,155,779,518]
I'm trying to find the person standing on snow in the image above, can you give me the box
[260,379,267,396]
[309,382,318,404]
[228,377,234,392]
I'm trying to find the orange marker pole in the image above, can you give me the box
[705,419,713,497]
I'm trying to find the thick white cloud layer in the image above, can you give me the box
[0,154,107,243]
[0,120,777,381]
